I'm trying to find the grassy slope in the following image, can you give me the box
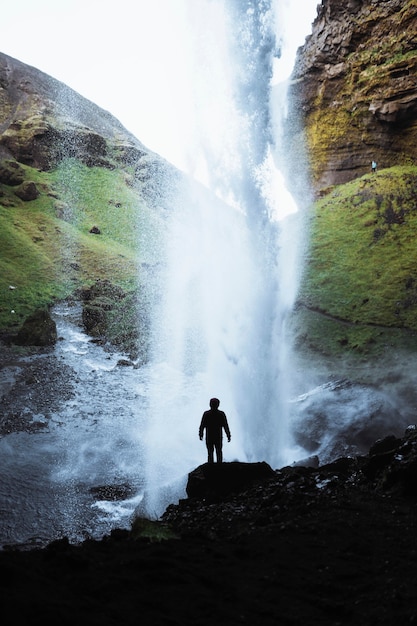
[295,165,417,358]
[2,157,417,365]
[0,158,162,333]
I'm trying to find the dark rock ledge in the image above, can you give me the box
[162,426,417,538]
[1,428,417,626]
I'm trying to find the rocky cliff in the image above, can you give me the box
[288,0,417,191]
[0,51,181,204]
[0,52,181,351]
[286,0,417,370]
[0,51,145,169]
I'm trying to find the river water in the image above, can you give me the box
[0,304,148,548]
[1,302,413,549]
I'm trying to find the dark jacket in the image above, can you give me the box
[199,409,231,443]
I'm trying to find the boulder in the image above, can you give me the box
[15,308,57,346]
[0,159,25,185]
[186,461,276,500]
[361,427,417,496]
[82,304,107,336]
[14,180,39,201]
[81,279,126,337]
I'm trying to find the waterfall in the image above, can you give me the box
[141,0,317,516]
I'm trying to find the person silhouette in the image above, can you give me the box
[199,397,231,463]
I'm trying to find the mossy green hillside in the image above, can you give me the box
[0,159,162,332]
[297,165,417,356]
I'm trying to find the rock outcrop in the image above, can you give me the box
[0,52,145,171]
[186,461,276,500]
[15,307,57,346]
[288,0,417,192]
[163,426,417,538]
[2,429,417,625]
[0,51,182,200]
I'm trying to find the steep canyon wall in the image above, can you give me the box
[288,0,417,192]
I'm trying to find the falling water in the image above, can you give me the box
[142,0,318,516]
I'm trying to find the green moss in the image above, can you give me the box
[0,158,163,332]
[303,1,417,185]
[130,517,178,542]
[298,166,417,355]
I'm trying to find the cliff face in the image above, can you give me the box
[289,0,417,192]
[0,52,147,170]
[0,51,184,217]
[0,51,181,344]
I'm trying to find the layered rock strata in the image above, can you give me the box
[288,0,417,191]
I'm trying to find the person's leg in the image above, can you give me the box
[214,441,223,463]
[206,441,214,463]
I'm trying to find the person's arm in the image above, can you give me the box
[199,415,205,440]
[223,414,231,442]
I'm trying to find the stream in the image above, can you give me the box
[0,304,413,549]
[0,303,146,549]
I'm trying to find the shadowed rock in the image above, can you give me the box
[14,180,39,201]
[15,308,57,346]
[186,461,276,500]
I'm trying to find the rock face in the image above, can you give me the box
[0,50,181,203]
[186,461,276,500]
[288,0,417,192]
[164,426,417,538]
[15,308,57,346]
[0,52,146,170]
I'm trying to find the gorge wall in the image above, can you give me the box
[0,51,182,351]
[288,0,417,192]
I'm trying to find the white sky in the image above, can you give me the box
[0,0,316,172]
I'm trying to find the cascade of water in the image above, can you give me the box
[141,0,318,516]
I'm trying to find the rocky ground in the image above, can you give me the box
[1,337,417,625]
[0,336,78,437]
[1,427,417,625]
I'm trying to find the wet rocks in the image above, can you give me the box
[80,279,148,359]
[364,427,417,496]
[90,483,135,501]
[0,349,75,436]
[15,308,57,346]
[81,279,126,338]
[163,427,417,539]
[186,461,276,500]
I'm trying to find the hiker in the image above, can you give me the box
[371,160,377,173]
[199,398,231,463]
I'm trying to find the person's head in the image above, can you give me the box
[209,397,220,409]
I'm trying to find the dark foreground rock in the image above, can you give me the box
[186,461,276,499]
[1,429,417,625]
[14,308,57,347]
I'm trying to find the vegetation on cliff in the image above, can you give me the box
[289,0,417,189]
[0,51,177,355]
[289,0,417,361]
[0,156,162,354]
[295,165,417,358]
